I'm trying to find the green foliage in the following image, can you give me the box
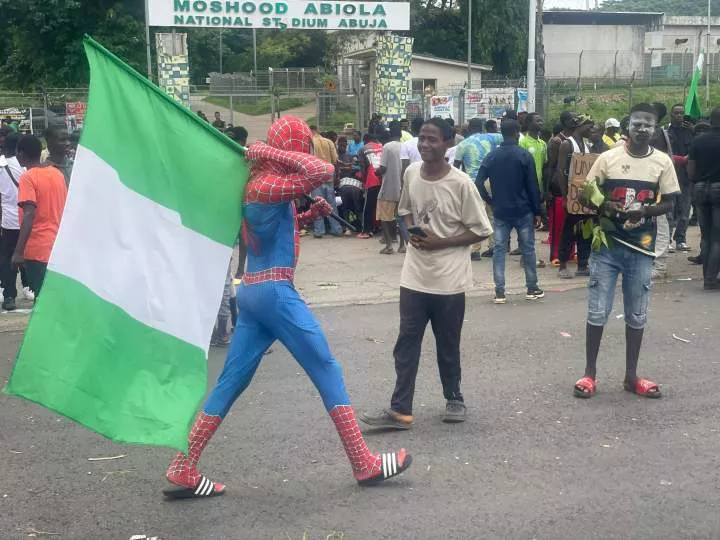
[601,0,720,15]
[0,0,145,89]
[400,0,529,76]
[580,219,611,252]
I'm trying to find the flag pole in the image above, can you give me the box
[145,0,153,80]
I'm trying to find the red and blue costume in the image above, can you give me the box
[164,117,411,499]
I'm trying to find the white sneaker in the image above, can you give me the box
[668,244,676,253]
[22,287,35,301]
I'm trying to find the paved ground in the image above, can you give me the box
[1,264,719,538]
[189,95,316,143]
[0,228,705,333]
[295,228,704,307]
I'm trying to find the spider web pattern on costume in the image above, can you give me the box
[330,405,384,480]
[166,412,222,488]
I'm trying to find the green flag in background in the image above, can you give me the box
[685,52,704,118]
[4,36,248,451]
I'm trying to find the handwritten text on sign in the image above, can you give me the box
[148,1,411,30]
[566,153,599,215]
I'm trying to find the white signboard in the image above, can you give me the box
[148,0,411,30]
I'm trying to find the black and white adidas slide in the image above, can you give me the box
[162,475,225,499]
[357,450,413,486]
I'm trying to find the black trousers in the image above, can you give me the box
[390,287,465,415]
[558,214,591,267]
[24,260,48,298]
[339,186,364,232]
[0,228,28,300]
[694,182,720,286]
[362,186,380,234]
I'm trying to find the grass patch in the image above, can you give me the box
[546,81,720,122]
[305,112,356,132]
[204,95,311,116]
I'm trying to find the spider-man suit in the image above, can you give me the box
[163,117,412,499]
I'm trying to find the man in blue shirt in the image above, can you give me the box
[347,131,364,173]
[476,119,544,304]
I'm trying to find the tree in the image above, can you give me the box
[0,0,145,89]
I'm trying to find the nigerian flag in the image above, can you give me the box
[685,52,704,118]
[3,37,247,451]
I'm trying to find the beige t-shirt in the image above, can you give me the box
[398,163,493,295]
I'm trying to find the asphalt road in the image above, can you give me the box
[1,281,719,540]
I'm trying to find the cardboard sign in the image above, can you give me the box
[566,152,599,215]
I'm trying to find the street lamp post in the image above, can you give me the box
[527,0,537,112]
[467,0,472,89]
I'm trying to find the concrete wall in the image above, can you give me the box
[544,24,646,78]
[662,17,720,58]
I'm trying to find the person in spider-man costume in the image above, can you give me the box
[163,117,412,499]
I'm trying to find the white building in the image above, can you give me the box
[542,10,663,79]
[342,48,492,114]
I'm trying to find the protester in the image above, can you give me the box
[454,118,502,260]
[212,112,226,130]
[547,111,577,265]
[0,132,33,310]
[360,118,491,428]
[602,118,621,147]
[12,135,68,297]
[375,121,405,254]
[667,104,694,252]
[687,107,720,290]
[477,119,544,304]
[400,116,424,169]
[164,117,411,500]
[309,125,341,238]
[42,125,72,185]
[650,104,673,279]
[400,118,413,142]
[589,123,610,154]
[573,103,680,399]
[556,114,593,278]
[358,132,383,238]
[519,112,549,267]
[226,126,248,146]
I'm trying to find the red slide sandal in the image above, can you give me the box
[624,378,662,398]
[573,376,596,398]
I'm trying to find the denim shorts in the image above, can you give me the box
[587,243,653,329]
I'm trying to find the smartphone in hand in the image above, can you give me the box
[407,226,427,238]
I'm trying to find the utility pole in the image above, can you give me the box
[467,0,472,89]
[706,0,711,111]
[527,0,537,112]
[253,28,258,76]
[144,0,152,79]
[219,29,223,74]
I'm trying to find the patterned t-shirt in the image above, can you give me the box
[454,133,503,181]
[586,144,680,257]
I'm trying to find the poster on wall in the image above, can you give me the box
[516,89,528,113]
[464,88,515,121]
[375,35,413,121]
[65,102,87,132]
[430,96,454,119]
[156,32,190,107]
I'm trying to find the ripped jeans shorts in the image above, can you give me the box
[587,243,654,330]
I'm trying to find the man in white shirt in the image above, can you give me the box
[361,118,492,428]
[400,117,424,171]
[0,132,32,310]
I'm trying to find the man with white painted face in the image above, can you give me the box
[573,103,680,400]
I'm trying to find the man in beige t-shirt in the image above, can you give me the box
[361,118,492,428]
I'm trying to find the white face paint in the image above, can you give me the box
[628,111,657,146]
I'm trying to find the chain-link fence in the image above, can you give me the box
[0,89,88,135]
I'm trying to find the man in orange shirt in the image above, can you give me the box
[11,135,68,297]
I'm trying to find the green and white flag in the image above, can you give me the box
[4,37,247,451]
[685,52,704,118]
